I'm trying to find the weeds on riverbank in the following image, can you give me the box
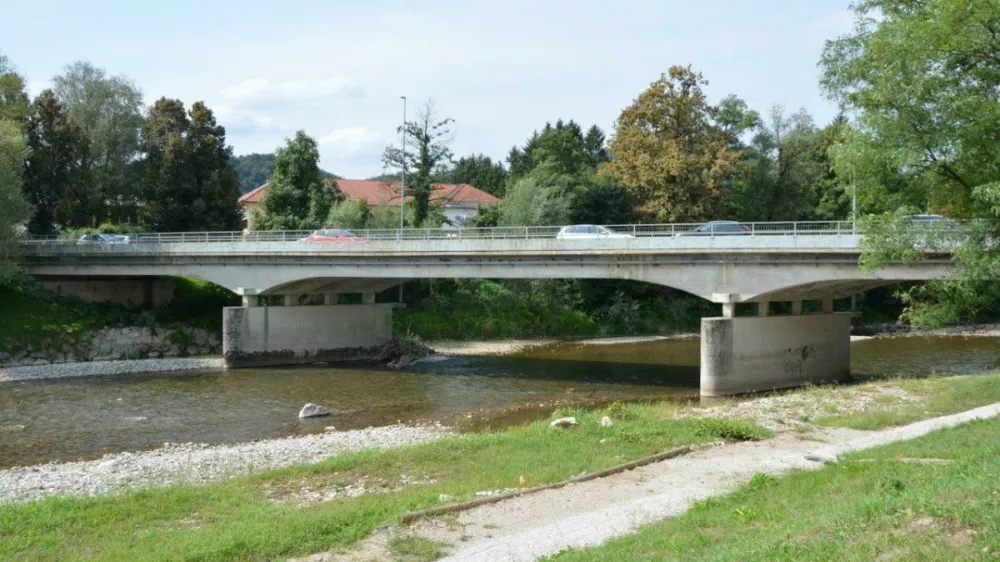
[0,405,768,562]
[546,417,1000,561]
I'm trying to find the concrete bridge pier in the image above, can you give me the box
[222,289,393,368]
[700,297,851,397]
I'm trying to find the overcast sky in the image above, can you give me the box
[1,0,854,179]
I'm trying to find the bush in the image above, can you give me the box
[689,417,774,442]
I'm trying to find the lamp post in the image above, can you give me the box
[398,96,407,302]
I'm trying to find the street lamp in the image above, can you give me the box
[398,96,407,303]
[398,96,407,240]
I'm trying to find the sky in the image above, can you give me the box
[1,0,855,179]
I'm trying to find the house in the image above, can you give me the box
[238,179,501,231]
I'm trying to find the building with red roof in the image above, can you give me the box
[238,179,501,230]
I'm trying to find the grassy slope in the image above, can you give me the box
[0,406,769,562]
[547,417,1000,562]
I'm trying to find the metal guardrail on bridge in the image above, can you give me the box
[22,221,863,246]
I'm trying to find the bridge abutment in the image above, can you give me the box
[222,303,393,368]
[700,313,851,397]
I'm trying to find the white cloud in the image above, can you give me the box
[221,76,353,103]
[320,126,381,153]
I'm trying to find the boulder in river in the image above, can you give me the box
[298,403,331,419]
[549,417,578,429]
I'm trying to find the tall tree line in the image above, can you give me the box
[0,54,243,239]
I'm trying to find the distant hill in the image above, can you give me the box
[230,153,339,194]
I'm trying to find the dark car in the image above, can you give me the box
[677,221,751,236]
[298,229,366,243]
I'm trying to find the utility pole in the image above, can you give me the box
[398,96,407,303]
[851,169,858,312]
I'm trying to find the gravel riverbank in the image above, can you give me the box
[0,424,451,504]
[0,357,225,383]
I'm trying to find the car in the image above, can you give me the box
[676,221,751,236]
[298,229,366,243]
[555,225,633,240]
[76,234,130,245]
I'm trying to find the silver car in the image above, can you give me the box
[76,234,130,245]
[556,225,633,240]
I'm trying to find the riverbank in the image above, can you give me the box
[0,357,225,383]
[3,373,1000,561]
[0,424,450,504]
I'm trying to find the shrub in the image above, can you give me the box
[690,417,774,442]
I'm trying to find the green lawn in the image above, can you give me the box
[546,417,1000,561]
[0,406,769,562]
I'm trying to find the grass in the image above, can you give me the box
[546,416,1000,562]
[387,535,447,562]
[814,373,1000,430]
[0,404,770,562]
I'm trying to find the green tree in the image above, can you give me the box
[382,100,454,226]
[735,107,825,221]
[499,175,573,227]
[140,98,242,232]
[506,120,607,181]
[446,154,507,196]
[22,90,92,234]
[0,52,29,127]
[186,102,242,231]
[822,0,1000,326]
[0,120,30,273]
[602,66,745,222]
[255,131,338,231]
[53,62,145,225]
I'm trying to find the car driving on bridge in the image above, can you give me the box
[676,221,751,236]
[556,225,633,240]
[76,234,133,245]
[298,229,366,243]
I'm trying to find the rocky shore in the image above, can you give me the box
[0,357,225,383]
[0,424,451,504]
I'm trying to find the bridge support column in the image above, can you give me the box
[222,303,393,368]
[700,313,851,397]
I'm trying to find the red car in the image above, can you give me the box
[298,229,366,243]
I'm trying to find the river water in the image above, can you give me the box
[1,336,997,468]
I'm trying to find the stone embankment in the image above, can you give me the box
[0,424,451,504]
[0,326,220,368]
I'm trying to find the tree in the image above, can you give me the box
[0,52,29,127]
[499,176,573,227]
[0,120,30,273]
[506,120,606,181]
[22,90,92,234]
[601,66,745,222]
[382,100,454,226]
[446,154,507,196]
[822,0,1000,326]
[231,152,338,193]
[734,107,826,221]
[186,102,242,231]
[53,62,145,224]
[255,131,338,230]
[140,98,242,231]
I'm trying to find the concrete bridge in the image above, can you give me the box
[21,222,951,396]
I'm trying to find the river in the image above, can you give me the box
[0,336,997,468]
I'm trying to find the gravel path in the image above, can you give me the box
[0,424,450,504]
[0,357,225,383]
[316,404,1000,562]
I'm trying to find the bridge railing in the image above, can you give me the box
[21,221,866,246]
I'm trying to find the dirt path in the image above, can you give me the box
[304,403,1000,562]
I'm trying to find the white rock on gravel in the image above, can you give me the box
[0,424,451,504]
[299,403,331,418]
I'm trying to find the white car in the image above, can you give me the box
[556,225,633,240]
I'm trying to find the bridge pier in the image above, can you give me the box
[700,309,851,397]
[222,299,393,368]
